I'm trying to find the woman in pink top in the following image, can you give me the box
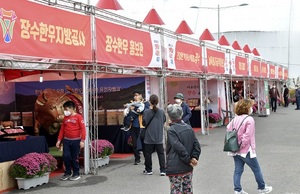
[227,99,272,194]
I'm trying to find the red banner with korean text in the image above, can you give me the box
[0,0,92,61]
[283,68,288,80]
[278,66,283,80]
[261,62,268,78]
[166,38,202,72]
[206,48,225,74]
[250,60,260,77]
[235,56,248,76]
[269,64,276,79]
[96,18,161,68]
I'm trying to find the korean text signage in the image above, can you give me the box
[269,64,276,79]
[250,60,260,77]
[235,56,248,76]
[283,68,288,80]
[96,18,161,68]
[0,0,92,61]
[278,66,283,80]
[167,39,202,72]
[261,62,268,78]
[206,48,225,74]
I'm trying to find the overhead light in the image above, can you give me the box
[39,71,43,82]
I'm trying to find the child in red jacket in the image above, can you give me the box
[56,101,86,181]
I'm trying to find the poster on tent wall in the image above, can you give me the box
[224,53,230,74]
[167,80,199,104]
[165,38,202,72]
[0,0,92,61]
[250,60,260,77]
[15,77,145,113]
[96,18,161,68]
[235,56,248,76]
[0,82,15,121]
[269,64,276,79]
[206,48,225,74]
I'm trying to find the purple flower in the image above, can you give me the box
[9,152,57,179]
[91,139,114,158]
[208,113,222,123]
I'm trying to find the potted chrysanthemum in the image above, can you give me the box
[9,152,57,190]
[90,139,114,168]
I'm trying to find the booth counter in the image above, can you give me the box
[0,136,49,191]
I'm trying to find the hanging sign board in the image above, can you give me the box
[250,60,260,77]
[261,62,268,78]
[166,38,202,72]
[0,0,92,61]
[278,66,283,80]
[206,48,225,74]
[269,64,276,79]
[283,68,288,80]
[235,56,248,76]
[96,18,161,68]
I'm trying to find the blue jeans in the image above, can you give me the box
[233,153,265,192]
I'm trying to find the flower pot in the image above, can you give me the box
[90,156,110,168]
[15,173,49,190]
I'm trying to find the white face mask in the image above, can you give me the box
[175,99,181,104]
[249,107,253,115]
[64,110,71,116]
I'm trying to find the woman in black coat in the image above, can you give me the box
[166,104,201,194]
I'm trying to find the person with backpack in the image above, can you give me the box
[226,99,272,194]
[283,85,289,107]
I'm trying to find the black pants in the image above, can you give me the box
[270,97,277,111]
[63,139,80,176]
[284,96,289,107]
[124,111,138,128]
[130,126,140,162]
[144,143,166,173]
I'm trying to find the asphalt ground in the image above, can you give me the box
[4,104,300,194]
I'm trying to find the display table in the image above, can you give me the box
[190,110,201,128]
[98,125,132,153]
[0,136,49,163]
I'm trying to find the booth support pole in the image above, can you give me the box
[82,72,90,175]
[200,79,207,135]
[257,80,261,114]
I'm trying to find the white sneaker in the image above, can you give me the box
[235,190,248,194]
[258,185,273,194]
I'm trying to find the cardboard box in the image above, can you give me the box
[117,109,125,126]
[95,110,106,126]
[22,112,33,127]
[106,110,118,126]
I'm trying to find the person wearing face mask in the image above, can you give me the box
[56,100,86,181]
[226,99,272,194]
[268,84,280,112]
[174,93,192,126]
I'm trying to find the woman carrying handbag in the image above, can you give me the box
[226,99,272,194]
[142,94,166,175]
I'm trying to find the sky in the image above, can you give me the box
[77,0,300,78]
[83,0,299,36]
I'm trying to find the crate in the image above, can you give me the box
[106,110,118,126]
[117,109,125,126]
[95,110,106,126]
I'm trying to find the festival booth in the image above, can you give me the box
[0,0,287,191]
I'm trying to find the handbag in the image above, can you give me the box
[223,116,248,152]
[140,111,156,140]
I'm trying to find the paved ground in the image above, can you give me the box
[5,105,300,194]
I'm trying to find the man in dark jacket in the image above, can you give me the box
[283,85,289,107]
[174,93,192,125]
[269,84,280,112]
[166,104,201,193]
